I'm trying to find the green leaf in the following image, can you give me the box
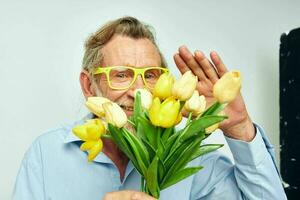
[133,91,143,124]
[161,127,174,143]
[123,128,150,165]
[141,137,156,160]
[163,137,197,170]
[146,156,159,198]
[162,130,182,160]
[162,137,202,185]
[188,144,224,162]
[157,156,166,183]
[122,129,149,176]
[108,124,141,174]
[201,101,226,116]
[138,116,157,148]
[181,115,227,141]
[160,166,203,190]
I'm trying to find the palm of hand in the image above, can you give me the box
[174,46,251,135]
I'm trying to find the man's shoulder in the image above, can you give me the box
[33,115,91,147]
[34,125,71,146]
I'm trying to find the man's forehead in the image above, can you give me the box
[101,35,161,67]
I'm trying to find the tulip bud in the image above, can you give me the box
[172,71,198,101]
[184,91,206,116]
[213,71,241,103]
[153,73,174,100]
[85,97,111,117]
[149,97,181,128]
[135,89,153,110]
[103,102,128,128]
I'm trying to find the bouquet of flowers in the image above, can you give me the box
[72,70,241,199]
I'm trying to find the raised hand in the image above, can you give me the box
[174,46,255,141]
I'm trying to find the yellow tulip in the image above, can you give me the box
[175,112,183,125]
[153,73,174,100]
[149,97,181,128]
[72,118,105,161]
[134,89,153,110]
[172,71,198,101]
[205,123,219,134]
[85,97,111,117]
[184,91,206,116]
[102,102,128,128]
[213,71,241,103]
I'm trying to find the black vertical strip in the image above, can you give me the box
[280,27,300,199]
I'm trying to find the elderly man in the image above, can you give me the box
[13,16,287,200]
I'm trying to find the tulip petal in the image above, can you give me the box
[149,97,161,126]
[72,125,89,141]
[87,140,103,161]
[80,141,97,151]
[103,102,127,128]
[86,124,102,140]
[172,71,198,101]
[160,98,180,128]
[205,123,219,134]
[213,71,241,103]
[135,89,153,110]
[153,73,174,100]
[85,97,111,117]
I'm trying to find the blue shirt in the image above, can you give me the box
[13,114,287,200]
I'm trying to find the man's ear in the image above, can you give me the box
[79,70,96,99]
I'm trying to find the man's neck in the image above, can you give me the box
[102,138,129,182]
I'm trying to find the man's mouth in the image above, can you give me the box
[119,105,134,111]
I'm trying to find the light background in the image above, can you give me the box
[0,0,299,199]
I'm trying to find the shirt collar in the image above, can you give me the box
[62,113,136,175]
[63,113,94,144]
[63,113,116,165]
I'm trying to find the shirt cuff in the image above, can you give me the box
[225,124,269,166]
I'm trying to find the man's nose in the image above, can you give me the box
[132,75,145,89]
[128,75,145,96]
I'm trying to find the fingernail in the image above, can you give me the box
[194,50,203,56]
[210,51,218,57]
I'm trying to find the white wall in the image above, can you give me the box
[0,0,299,199]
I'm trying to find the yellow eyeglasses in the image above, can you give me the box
[92,66,169,90]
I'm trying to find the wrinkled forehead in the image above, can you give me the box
[101,35,162,68]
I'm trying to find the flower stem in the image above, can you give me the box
[141,177,145,192]
[186,112,193,126]
[127,119,136,127]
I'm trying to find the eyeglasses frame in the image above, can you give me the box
[92,66,169,90]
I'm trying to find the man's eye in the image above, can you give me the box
[116,73,127,78]
[145,73,156,79]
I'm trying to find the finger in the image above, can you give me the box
[194,50,219,84]
[178,45,207,80]
[210,51,228,77]
[131,191,157,200]
[173,53,189,75]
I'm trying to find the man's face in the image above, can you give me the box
[95,35,162,116]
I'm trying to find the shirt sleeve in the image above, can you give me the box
[13,140,45,200]
[224,123,287,200]
[190,124,287,200]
